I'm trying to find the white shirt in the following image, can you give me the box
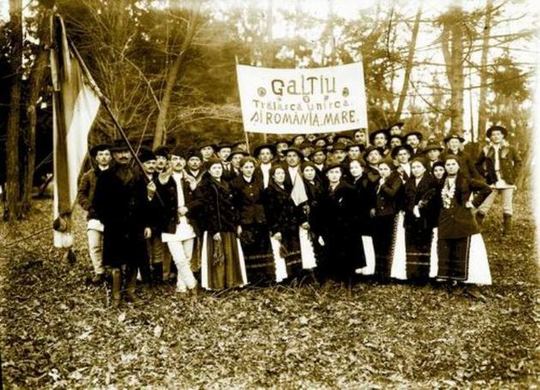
[260,162,272,188]
[288,166,300,184]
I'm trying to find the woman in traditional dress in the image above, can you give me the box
[369,160,403,282]
[231,157,275,285]
[318,163,366,283]
[192,158,247,290]
[403,157,438,283]
[436,155,492,285]
[263,165,303,281]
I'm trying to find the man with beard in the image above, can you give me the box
[78,143,112,284]
[185,150,205,186]
[93,140,154,307]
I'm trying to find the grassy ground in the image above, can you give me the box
[1,191,538,388]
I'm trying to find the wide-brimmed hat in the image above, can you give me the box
[253,143,277,156]
[486,125,508,138]
[186,149,203,160]
[444,132,465,143]
[216,143,233,152]
[391,144,414,159]
[423,141,443,153]
[227,149,249,161]
[110,139,131,152]
[153,145,170,157]
[89,143,112,158]
[283,147,304,157]
[364,145,384,158]
[404,130,423,141]
[369,128,390,144]
[138,146,157,163]
[332,142,347,152]
[170,144,186,158]
[323,162,343,174]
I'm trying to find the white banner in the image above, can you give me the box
[236,63,367,134]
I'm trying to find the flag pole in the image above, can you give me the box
[235,55,251,152]
[68,35,164,206]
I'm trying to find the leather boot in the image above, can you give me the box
[111,268,121,308]
[125,266,138,303]
[475,212,485,227]
[503,214,512,235]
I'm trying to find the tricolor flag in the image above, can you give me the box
[51,15,101,248]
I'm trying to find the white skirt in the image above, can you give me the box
[270,236,288,282]
[355,236,376,275]
[390,211,407,280]
[429,228,439,278]
[299,227,317,270]
[464,234,492,285]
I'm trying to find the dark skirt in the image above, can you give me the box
[201,232,247,290]
[405,222,433,281]
[240,224,276,283]
[281,229,303,278]
[371,215,396,279]
[320,230,366,282]
[437,236,471,281]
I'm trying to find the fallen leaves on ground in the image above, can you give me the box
[0,192,538,388]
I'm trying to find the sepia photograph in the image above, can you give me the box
[0,0,538,387]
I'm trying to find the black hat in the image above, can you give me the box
[232,141,247,149]
[410,156,428,169]
[199,142,216,151]
[89,143,111,158]
[170,144,186,158]
[299,141,314,150]
[404,130,423,141]
[154,145,170,158]
[138,147,157,163]
[369,128,390,144]
[364,145,384,158]
[389,134,403,142]
[431,160,445,172]
[389,121,405,129]
[332,142,347,152]
[444,132,465,143]
[187,149,203,160]
[216,143,233,152]
[391,144,414,159]
[486,125,508,138]
[253,143,277,156]
[283,147,303,157]
[110,139,130,152]
[227,149,249,161]
[423,141,443,153]
[323,162,343,174]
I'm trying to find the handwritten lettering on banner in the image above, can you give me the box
[236,63,368,134]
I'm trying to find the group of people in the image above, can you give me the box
[77,122,522,306]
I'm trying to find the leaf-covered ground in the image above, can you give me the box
[1,192,538,388]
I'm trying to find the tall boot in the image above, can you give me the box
[111,268,121,308]
[503,214,512,235]
[125,266,138,303]
[475,212,485,227]
[152,262,164,285]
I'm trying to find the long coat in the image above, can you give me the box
[372,172,403,217]
[92,165,151,268]
[403,174,438,230]
[262,182,303,236]
[437,173,492,239]
[192,175,239,235]
[319,181,366,279]
[348,175,372,235]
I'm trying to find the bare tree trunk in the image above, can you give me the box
[477,0,493,140]
[395,4,422,121]
[21,11,50,214]
[5,0,23,221]
[153,4,201,149]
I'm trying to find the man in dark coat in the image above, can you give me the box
[441,132,482,180]
[475,125,522,233]
[93,140,154,307]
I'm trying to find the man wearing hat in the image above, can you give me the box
[353,128,368,147]
[475,125,522,234]
[299,141,314,160]
[199,142,216,162]
[404,130,423,157]
[423,140,444,169]
[346,143,364,162]
[154,144,199,293]
[254,143,276,188]
[283,147,303,190]
[92,140,155,307]
[216,143,233,164]
[275,138,291,162]
[78,143,112,284]
[154,145,170,174]
[363,145,384,186]
[389,134,403,150]
[224,149,248,181]
[335,134,353,146]
[310,148,327,172]
[369,129,390,155]
[441,132,482,180]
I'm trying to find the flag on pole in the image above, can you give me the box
[51,15,101,248]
